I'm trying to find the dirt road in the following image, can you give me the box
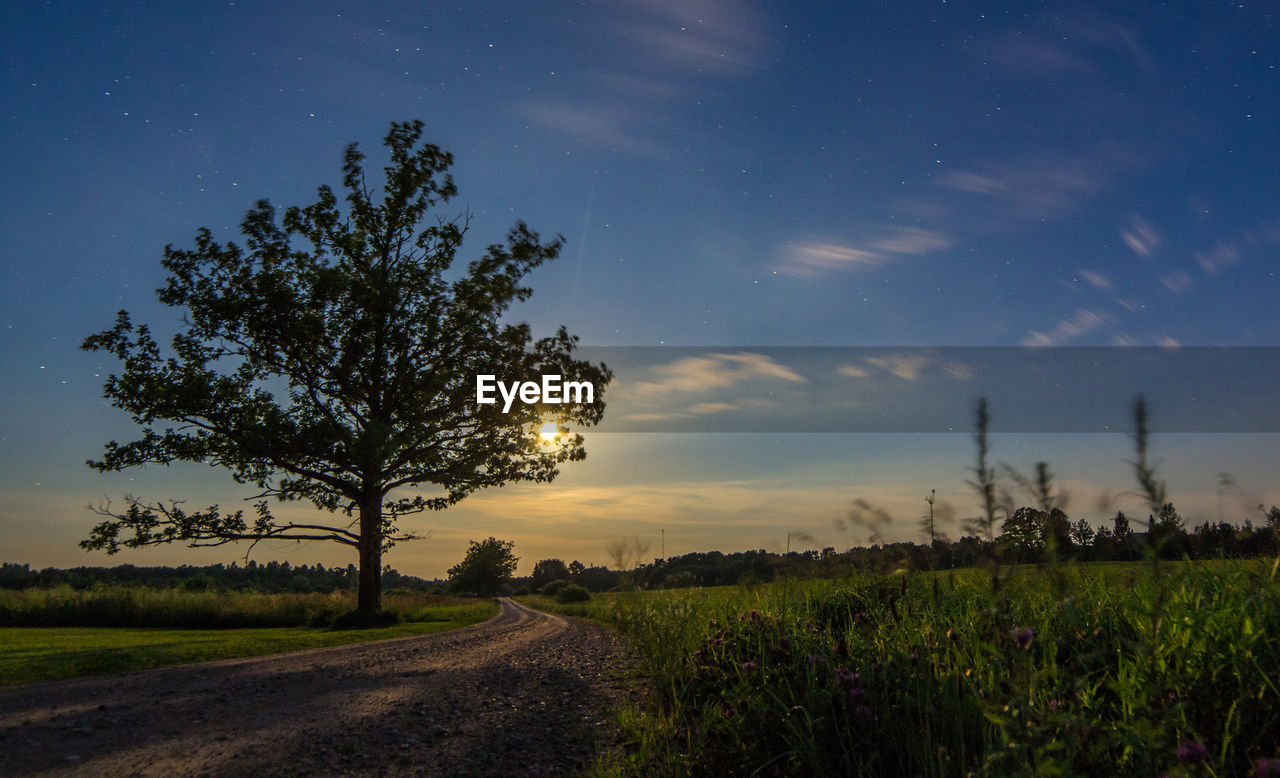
[0,598,638,776]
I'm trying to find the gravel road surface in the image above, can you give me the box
[0,598,639,776]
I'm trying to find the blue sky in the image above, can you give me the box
[3,2,1279,576]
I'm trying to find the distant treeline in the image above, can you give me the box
[520,504,1280,592]
[0,560,441,593]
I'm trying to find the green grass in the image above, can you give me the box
[535,560,1280,777]
[0,593,497,686]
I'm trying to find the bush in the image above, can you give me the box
[555,583,590,604]
[541,579,570,596]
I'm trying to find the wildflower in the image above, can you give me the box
[748,609,762,622]
[1047,699,1063,712]
[1013,627,1035,650]
[722,706,735,719]
[808,654,822,665]
[1176,741,1209,764]
[742,661,757,671]
[832,638,848,658]
[854,705,872,721]
[848,687,867,701]
[1254,758,1280,777]
[692,650,703,660]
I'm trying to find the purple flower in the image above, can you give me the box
[1013,627,1035,650]
[854,705,872,721]
[808,654,822,665]
[1254,758,1280,777]
[722,706,735,719]
[848,687,867,701]
[742,661,757,671]
[1176,741,1209,764]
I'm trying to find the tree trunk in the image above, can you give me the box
[357,493,383,615]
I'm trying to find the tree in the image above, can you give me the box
[1069,517,1095,550]
[530,558,570,591]
[80,121,610,615]
[448,537,518,597]
[999,507,1046,562]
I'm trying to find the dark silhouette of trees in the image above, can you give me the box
[80,121,609,615]
[530,558,570,591]
[447,537,518,597]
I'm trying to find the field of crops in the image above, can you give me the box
[532,560,1280,776]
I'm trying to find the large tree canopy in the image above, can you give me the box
[446,537,519,597]
[82,120,610,614]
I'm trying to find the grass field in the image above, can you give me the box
[525,559,1280,777]
[0,591,497,686]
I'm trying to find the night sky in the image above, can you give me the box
[3,2,1279,576]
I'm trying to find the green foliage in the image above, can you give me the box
[447,537,518,597]
[541,579,570,596]
[79,120,610,614]
[555,583,590,603]
[588,561,1280,776]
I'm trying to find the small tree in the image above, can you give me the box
[447,537,518,597]
[80,121,609,615]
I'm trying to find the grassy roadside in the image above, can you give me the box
[521,560,1280,776]
[0,599,498,686]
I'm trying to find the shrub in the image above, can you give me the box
[541,579,570,596]
[555,584,590,603]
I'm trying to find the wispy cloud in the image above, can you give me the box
[1121,216,1161,257]
[1195,241,1241,275]
[980,11,1155,80]
[628,352,805,398]
[520,0,767,155]
[779,228,950,275]
[864,354,930,381]
[940,157,1107,221]
[781,243,885,274]
[1160,270,1194,295]
[1080,269,1113,290]
[837,353,973,382]
[521,102,670,156]
[1021,307,1112,346]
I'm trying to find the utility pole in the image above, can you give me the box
[661,528,664,560]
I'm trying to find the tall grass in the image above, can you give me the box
[0,585,488,629]
[577,561,1280,776]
